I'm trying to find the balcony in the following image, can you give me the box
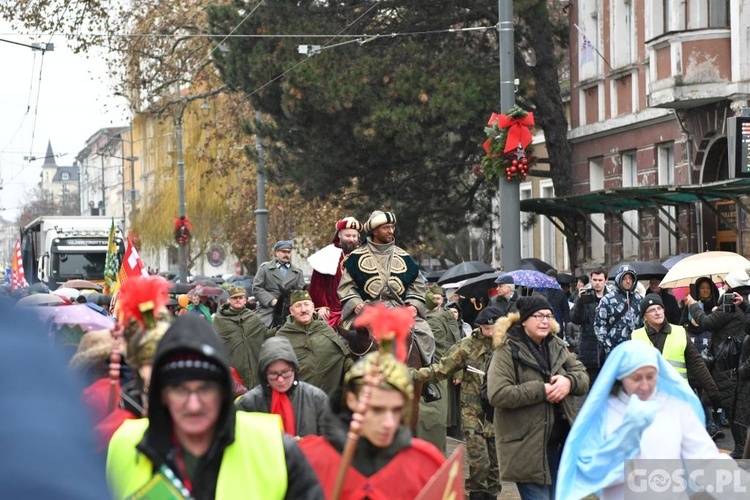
[647,28,732,109]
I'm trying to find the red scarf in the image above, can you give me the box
[270,389,296,436]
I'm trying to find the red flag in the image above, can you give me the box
[10,239,29,292]
[415,445,465,499]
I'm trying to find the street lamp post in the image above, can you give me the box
[254,110,268,266]
[176,107,188,283]
[100,153,106,216]
[498,0,520,271]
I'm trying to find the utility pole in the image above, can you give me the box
[100,153,106,216]
[255,110,269,267]
[498,0,520,271]
[176,106,188,283]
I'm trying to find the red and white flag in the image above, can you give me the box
[116,237,149,287]
[10,239,29,292]
[110,237,149,316]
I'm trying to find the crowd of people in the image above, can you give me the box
[4,210,750,499]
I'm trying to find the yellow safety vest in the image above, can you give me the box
[632,325,688,378]
[106,412,287,500]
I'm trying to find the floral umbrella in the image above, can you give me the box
[35,304,115,332]
[507,269,561,290]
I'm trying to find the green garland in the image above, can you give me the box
[481,106,536,183]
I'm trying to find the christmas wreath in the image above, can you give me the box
[481,106,536,182]
[173,216,192,246]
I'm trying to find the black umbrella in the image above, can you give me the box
[518,258,554,273]
[169,282,196,295]
[437,261,496,285]
[424,269,446,283]
[556,272,576,285]
[607,261,669,281]
[455,271,503,299]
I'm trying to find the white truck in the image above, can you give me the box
[21,216,125,288]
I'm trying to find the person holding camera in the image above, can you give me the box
[571,268,608,386]
[685,276,748,458]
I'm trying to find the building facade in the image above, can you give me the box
[564,0,749,270]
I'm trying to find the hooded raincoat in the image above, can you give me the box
[236,336,329,438]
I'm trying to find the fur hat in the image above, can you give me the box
[69,329,118,370]
[724,268,750,289]
[290,289,312,304]
[333,217,362,245]
[336,217,362,232]
[640,293,664,317]
[517,295,553,324]
[273,240,293,252]
[364,210,396,233]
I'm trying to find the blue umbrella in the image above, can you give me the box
[661,253,695,270]
[507,269,561,290]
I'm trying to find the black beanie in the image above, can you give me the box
[160,350,225,386]
[640,293,664,318]
[517,295,553,324]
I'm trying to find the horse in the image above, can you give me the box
[336,304,427,433]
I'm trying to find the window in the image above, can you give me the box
[621,152,639,259]
[540,180,556,265]
[657,144,677,257]
[709,0,729,27]
[690,0,729,29]
[611,0,635,67]
[520,183,534,258]
[589,158,605,261]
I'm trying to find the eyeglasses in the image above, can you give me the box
[267,368,295,380]
[531,313,554,322]
[166,383,221,405]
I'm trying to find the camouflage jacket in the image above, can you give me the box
[415,328,494,434]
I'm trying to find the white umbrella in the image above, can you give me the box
[659,251,750,288]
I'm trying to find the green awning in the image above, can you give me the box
[520,178,750,217]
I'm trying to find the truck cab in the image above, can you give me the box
[21,217,125,289]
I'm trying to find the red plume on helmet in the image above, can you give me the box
[353,303,413,362]
[118,275,172,329]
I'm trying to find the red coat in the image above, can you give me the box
[82,377,120,423]
[93,407,137,453]
[298,435,444,499]
[308,250,346,328]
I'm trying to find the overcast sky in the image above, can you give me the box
[0,23,130,222]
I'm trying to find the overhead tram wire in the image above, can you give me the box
[0,25,493,40]
[235,0,386,102]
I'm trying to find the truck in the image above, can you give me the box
[21,216,125,289]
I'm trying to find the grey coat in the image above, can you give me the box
[253,259,306,327]
[236,337,330,438]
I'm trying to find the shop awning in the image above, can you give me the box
[520,178,750,242]
[520,178,750,217]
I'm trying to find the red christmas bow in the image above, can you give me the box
[489,112,535,153]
